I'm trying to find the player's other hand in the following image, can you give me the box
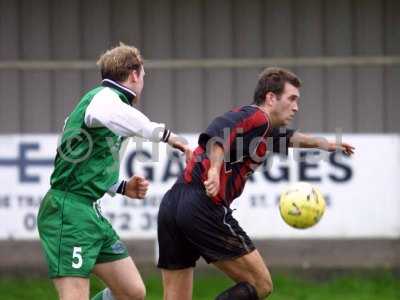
[204,167,220,197]
[321,140,355,156]
[125,175,149,199]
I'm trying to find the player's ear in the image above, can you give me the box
[130,69,139,82]
[265,92,275,106]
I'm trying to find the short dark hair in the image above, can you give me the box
[253,67,301,105]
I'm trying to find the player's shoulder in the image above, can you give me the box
[229,105,269,129]
[89,86,121,105]
[95,86,120,98]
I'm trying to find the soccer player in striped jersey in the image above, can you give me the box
[37,43,191,300]
[157,67,354,300]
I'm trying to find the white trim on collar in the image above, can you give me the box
[102,79,137,98]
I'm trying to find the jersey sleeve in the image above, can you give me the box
[198,108,269,161]
[106,179,123,197]
[84,88,170,142]
[198,110,245,150]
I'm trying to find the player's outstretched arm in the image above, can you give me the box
[84,90,193,161]
[289,132,355,156]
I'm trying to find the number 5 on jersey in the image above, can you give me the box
[72,246,83,269]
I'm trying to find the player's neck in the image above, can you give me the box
[118,80,137,95]
[118,80,139,104]
[256,104,279,127]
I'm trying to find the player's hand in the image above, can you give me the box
[124,175,149,199]
[320,140,355,156]
[169,135,193,164]
[204,167,220,197]
[337,142,355,156]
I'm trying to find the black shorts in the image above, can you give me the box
[157,181,255,270]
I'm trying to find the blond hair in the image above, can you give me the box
[96,42,143,82]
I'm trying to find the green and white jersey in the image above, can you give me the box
[50,79,170,200]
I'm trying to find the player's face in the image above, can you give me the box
[132,66,146,102]
[134,65,145,97]
[273,82,299,126]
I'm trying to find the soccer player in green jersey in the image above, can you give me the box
[37,43,191,300]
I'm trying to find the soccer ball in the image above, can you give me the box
[279,182,326,229]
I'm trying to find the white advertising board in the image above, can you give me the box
[0,134,399,239]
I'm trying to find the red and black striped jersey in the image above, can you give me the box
[184,105,295,206]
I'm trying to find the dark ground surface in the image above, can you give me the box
[1,239,399,277]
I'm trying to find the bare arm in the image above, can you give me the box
[289,132,355,156]
[204,142,225,197]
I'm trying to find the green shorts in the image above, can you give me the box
[37,189,129,278]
